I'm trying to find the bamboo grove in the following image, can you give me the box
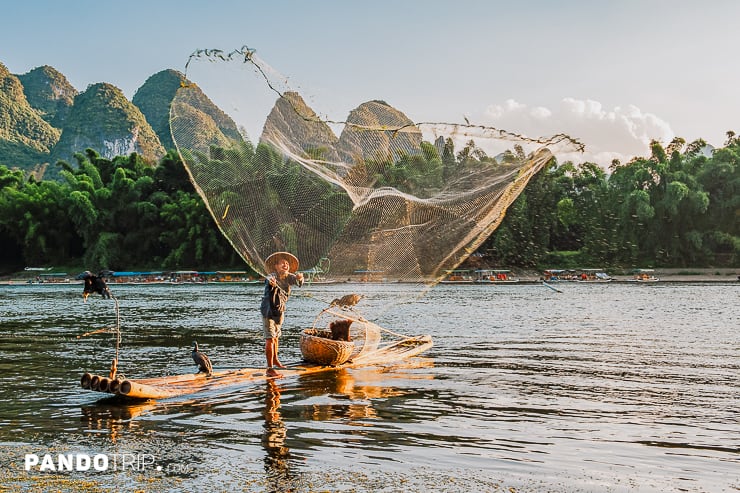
[0,133,737,274]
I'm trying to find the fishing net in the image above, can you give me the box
[170,46,582,305]
[309,307,382,360]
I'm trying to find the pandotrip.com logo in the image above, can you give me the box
[24,452,193,474]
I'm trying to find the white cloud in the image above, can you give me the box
[530,106,552,120]
[481,97,675,169]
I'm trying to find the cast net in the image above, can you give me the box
[170,46,582,325]
[310,307,382,361]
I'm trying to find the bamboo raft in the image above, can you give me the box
[81,334,433,401]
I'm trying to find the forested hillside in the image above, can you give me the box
[0,134,736,275]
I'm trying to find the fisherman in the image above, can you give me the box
[260,252,304,378]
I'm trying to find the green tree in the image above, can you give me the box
[0,176,79,265]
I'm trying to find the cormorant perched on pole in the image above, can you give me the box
[77,270,112,301]
[191,341,213,377]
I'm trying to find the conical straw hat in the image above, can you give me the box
[264,251,299,273]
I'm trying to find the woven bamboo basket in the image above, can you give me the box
[300,328,355,366]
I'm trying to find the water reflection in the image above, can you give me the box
[294,363,436,423]
[296,369,380,422]
[261,380,295,492]
[80,397,156,443]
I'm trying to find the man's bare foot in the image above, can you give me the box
[274,361,287,369]
[266,368,283,378]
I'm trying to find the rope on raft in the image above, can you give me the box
[77,295,122,379]
[111,295,121,379]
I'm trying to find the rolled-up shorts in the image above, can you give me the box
[263,316,283,339]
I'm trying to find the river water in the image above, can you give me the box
[0,281,737,492]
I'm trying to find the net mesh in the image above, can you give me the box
[310,307,381,360]
[170,46,582,298]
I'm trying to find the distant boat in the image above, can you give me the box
[542,269,571,282]
[474,269,520,284]
[440,269,475,284]
[543,268,612,282]
[627,269,660,283]
[575,269,613,282]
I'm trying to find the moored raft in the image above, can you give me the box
[81,334,433,401]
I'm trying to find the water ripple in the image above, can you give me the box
[0,282,738,491]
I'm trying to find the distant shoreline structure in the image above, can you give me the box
[0,268,737,286]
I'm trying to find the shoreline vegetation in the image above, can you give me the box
[1,268,737,285]
[2,137,738,286]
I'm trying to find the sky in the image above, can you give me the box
[1,0,738,168]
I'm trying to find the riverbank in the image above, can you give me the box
[516,267,739,283]
[0,268,737,285]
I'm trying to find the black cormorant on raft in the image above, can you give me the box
[191,341,213,376]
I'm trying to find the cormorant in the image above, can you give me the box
[77,271,112,301]
[329,293,363,309]
[191,341,213,377]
